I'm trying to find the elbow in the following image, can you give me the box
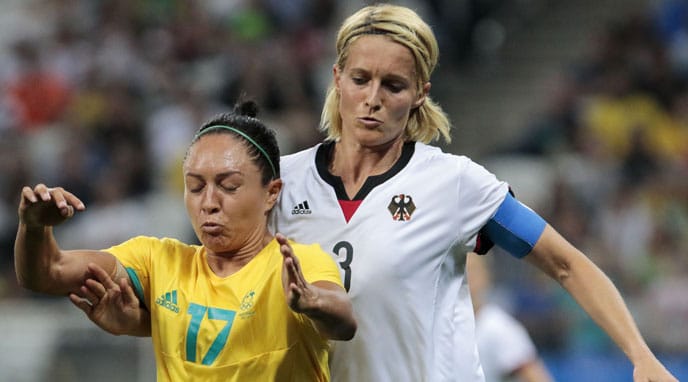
[342,317,358,341]
[16,272,48,293]
[322,302,357,341]
[15,272,31,290]
[529,251,573,285]
[553,262,572,285]
[335,300,358,341]
[15,263,66,295]
[332,318,357,341]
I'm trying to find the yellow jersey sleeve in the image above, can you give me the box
[103,236,193,310]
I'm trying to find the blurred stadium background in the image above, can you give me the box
[1,0,687,380]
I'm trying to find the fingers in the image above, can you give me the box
[283,251,308,299]
[283,247,302,279]
[69,293,93,315]
[277,233,312,311]
[86,263,137,307]
[79,284,101,306]
[20,186,38,204]
[277,233,297,262]
[33,184,52,202]
[44,184,86,215]
[78,264,121,307]
[21,184,86,212]
[84,278,108,299]
[276,233,306,283]
[87,263,119,290]
[60,188,86,212]
[275,233,288,245]
[119,278,139,306]
[284,256,297,282]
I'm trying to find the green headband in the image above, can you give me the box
[195,125,277,178]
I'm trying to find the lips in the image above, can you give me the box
[359,117,382,128]
[201,222,223,235]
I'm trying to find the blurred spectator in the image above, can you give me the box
[468,253,554,382]
[5,39,72,131]
[654,0,688,78]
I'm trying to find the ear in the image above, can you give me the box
[265,178,283,211]
[413,82,431,109]
[333,64,342,92]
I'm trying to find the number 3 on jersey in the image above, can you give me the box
[332,241,353,292]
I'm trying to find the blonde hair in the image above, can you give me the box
[320,4,451,144]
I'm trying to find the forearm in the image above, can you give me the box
[559,255,654,364]
[527,226,677,381]
[527,226,655,366]
[14,223,63,293]
[15,223,118,295]
[15,185,119,296]
[514,359,553,382]
[304,282,357,341]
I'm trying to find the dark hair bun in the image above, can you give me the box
[235,100,259,118]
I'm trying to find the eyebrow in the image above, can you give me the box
[184,170,243,180]
[349,67,411,81]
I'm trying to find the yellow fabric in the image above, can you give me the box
[652,117,688,161]
[584,93,688,162]
[105,236,342,382]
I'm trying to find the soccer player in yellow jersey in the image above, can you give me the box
[14,101,357,381]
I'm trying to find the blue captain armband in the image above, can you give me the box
[481,193,546,258]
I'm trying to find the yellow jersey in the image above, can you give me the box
[105,236,342,381]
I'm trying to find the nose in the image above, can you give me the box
[200,186,220,214]
[365,82,382,112]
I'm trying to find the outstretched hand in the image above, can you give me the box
[276,233,357,341]
[633,355,679,382]
[69,263,149,336]
[277,233,320,314]
[19,184,85,227]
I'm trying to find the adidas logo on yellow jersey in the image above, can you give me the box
[156,290,180,313]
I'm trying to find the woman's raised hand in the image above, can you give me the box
[19,184,85,227]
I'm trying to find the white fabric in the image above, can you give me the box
[474,304,538,382]
[270,142,509,382]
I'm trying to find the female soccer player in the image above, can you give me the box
[14,101,356,381]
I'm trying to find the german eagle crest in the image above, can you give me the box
[388,194,415,221]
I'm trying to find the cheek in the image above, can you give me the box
[340,84,363,107]
[338,90,353,112]
[184,197,198,220]
[229,193,266,219]
[388,99,414,122]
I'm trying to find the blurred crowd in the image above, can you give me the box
[494,0,688,356]
[0,0,515,294]
[0,0,347,295]
[0,0,686,361]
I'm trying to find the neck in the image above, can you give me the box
[330,138,405,198]
[205,231,273,278]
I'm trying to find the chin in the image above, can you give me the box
[357,133,401,148]
[200,235,227,250]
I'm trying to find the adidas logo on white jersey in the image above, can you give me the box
[291,200,312,215]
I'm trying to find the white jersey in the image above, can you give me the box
[474,304,538,382]
[270,141,509,382]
